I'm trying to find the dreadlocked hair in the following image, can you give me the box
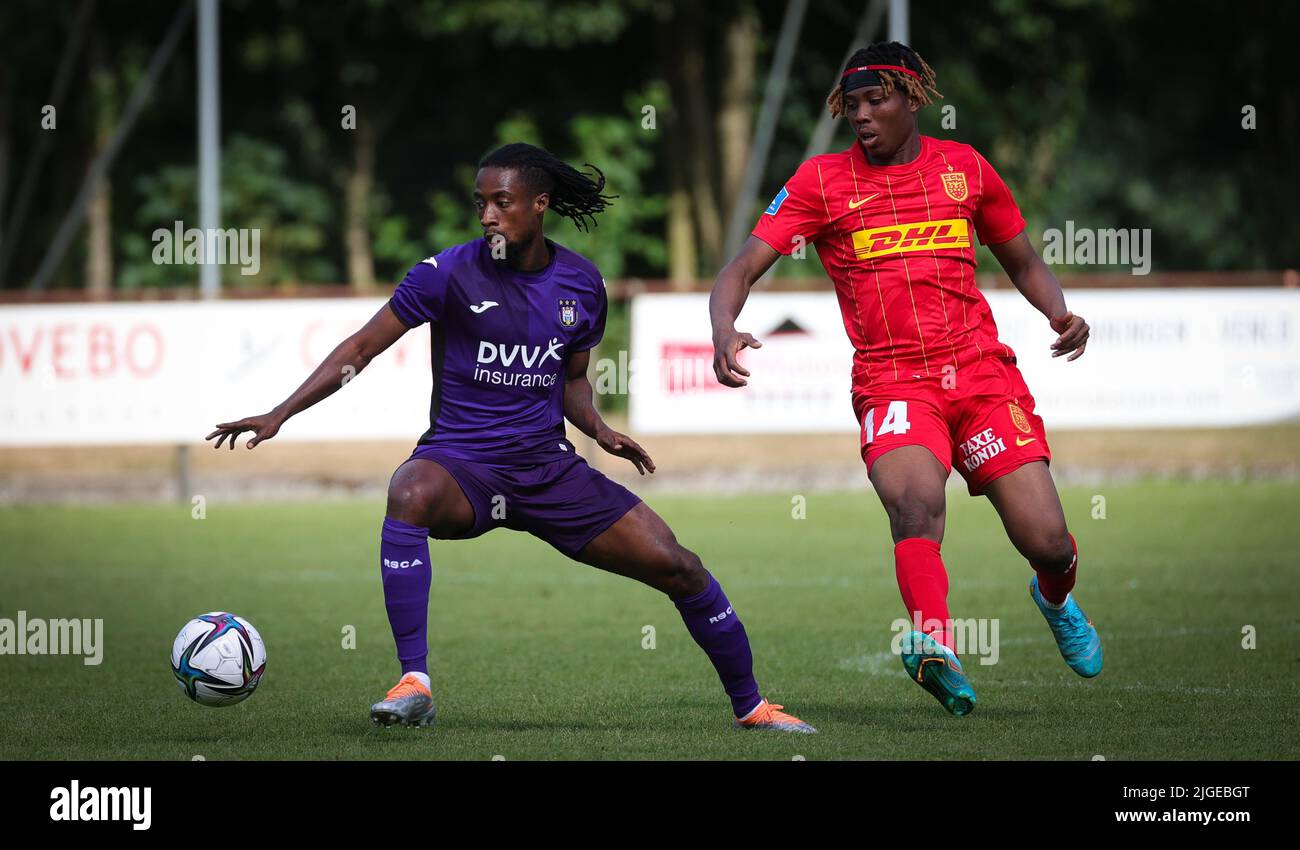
[479,142,616,232]
[826,41,941,118]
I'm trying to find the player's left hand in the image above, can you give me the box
[596,426,656,475]
[1049,311,1089,361]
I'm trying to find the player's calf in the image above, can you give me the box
[380,517,433,680]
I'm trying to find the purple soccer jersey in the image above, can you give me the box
[387,238,607,463]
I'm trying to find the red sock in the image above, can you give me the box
[1033,533,1078,605]
[894,537,954,652]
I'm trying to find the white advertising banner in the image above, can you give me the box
[629,289,1300,433]
[2,289,1296,447]
[0,299,433,446]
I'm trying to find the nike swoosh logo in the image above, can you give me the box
[1016,436,1036,446]
[848,193,880,209]
[469,301,499,314]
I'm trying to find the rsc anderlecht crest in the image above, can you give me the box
[558,298,578,327]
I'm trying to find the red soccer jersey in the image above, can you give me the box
[751,135,1025,390]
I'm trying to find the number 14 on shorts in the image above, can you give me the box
[864,401,911,443]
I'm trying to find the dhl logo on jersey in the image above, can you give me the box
[851,218,971,261]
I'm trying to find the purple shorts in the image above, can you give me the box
[406,445,642,558]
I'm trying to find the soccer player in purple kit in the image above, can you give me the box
[206,143,813,734]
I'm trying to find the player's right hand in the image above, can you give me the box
[206,412,285,450]
[1049,310,1089,361]
[712,328,763,388]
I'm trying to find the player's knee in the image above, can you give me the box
[661,547,708,597]
[890,494,943,541]
[386,469,438,522]
[1026,528,1074,572]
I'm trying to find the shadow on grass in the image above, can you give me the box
[789,699,1037,726]
[337,717,621,737]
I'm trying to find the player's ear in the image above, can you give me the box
[534,192,550,214]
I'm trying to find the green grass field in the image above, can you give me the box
[1,481,1296,760]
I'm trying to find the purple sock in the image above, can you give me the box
[380,517,432,676]
[673,573,762,717]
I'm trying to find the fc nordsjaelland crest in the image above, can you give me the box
[558,298,578,327]
[941,171,969,202]
[1008,402,1032,434]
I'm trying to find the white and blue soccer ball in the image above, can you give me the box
[170,612,267,707]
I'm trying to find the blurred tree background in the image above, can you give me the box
[0,0,1293,293]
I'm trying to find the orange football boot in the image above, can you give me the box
[735,699,817,734]
[369,673,437,728]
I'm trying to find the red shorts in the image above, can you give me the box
[853,356,1052,496]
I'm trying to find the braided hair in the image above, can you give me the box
[826,41,942,118]
[479,142,616,232]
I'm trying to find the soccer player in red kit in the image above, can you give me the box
[709,42,1102,716]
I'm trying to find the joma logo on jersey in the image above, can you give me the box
[851,218,970,261]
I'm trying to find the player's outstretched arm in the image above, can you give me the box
[709,236,781,387]
[206,303,410,449]
[988,231,1090,361]
[563,349,655,475]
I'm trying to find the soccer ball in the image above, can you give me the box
[170,612,267,707]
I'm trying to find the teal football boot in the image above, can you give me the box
[1029,575,1103,678]
[899,630,977,716]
